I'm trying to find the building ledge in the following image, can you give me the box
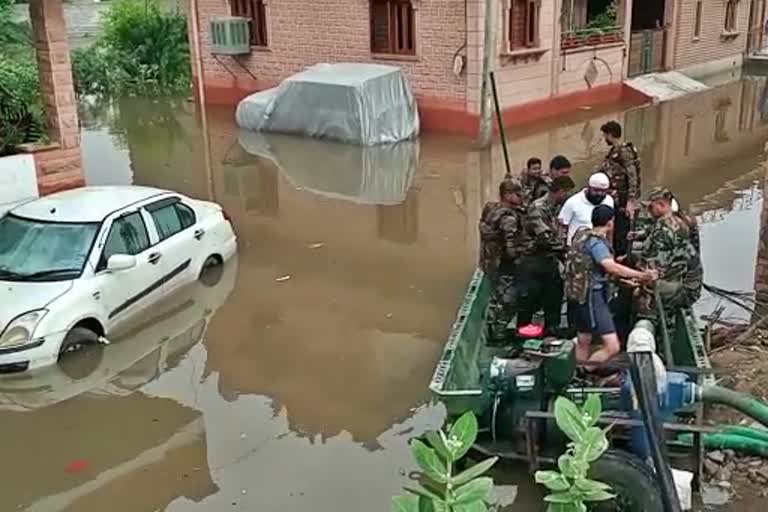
[501,47,549,65]
[721,31,740,40]
[14,141,59,154]
[371,53,419,62]
[561,41,625,55]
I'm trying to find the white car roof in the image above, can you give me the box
[10,186,173,223]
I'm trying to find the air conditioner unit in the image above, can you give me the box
[210,16,250,55]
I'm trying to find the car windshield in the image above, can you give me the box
[0,215,100,282]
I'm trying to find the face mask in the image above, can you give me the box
[586,190,606,205]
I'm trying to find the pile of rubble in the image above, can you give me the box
[704,449,768,495]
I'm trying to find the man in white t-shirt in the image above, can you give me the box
[558,172,614,244]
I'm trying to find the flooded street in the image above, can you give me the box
[3,74,768,511]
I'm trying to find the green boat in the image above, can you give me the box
[430,269,713,416]
[428,269,720,509]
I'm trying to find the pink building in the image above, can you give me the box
[189,0,647,136]
[627,0,766,80]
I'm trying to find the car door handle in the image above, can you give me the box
[148,252,162,265]
[194,228,205,240]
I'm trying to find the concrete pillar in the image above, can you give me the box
[29,0,79,149]
[28,0,83,193]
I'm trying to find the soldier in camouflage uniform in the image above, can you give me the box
[598,121,641,257]
[479,179,527,343]
[521,157,548,204]
[628,195,700,257]
[634,188,701,319]
[518,176,576,333]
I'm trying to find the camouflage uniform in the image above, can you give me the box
[635,211,692,319]
[675,210,700,254]
[565,228,610,305]
[479,201,527,342]
[597,142,641,257]
[518,193,566,331]
[521,173,551,205]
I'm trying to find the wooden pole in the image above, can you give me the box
[477,0,498,147]
[489,71,512,177]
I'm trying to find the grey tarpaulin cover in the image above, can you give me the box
[235,63,420,146]
[237,130,418,205]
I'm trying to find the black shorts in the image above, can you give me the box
[569,288,616,336]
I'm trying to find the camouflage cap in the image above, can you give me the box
[647,186,674,202]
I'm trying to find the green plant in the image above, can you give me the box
[584,0,618,32]
[535,395,614,512]
[0,54,46,155]
[0,0,32,49]
[72,0,191,96]
[393,411,499,512]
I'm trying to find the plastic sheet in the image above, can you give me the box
[237,130,418,205]
[235,63,420,146]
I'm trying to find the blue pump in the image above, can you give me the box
[621,371,696,460]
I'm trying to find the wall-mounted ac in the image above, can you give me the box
[210,16,250,55]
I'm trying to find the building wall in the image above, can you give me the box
[191,0,646,135]
[557,46,626,95]
[194,0,467,107]
[672,0,750,72]
[464,0,631,115]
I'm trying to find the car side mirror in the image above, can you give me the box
[107,254,137,272]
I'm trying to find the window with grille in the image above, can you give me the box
[371,0,416,55]
[509,0,540,50]
[724,0,738,32]
[231,0,268,47]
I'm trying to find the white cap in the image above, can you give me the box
[671,198,680,212]
[588,172,610,190]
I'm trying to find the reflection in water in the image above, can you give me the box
[6,74,768,511]
[238,130,419,206]
[377,188,420,244]
[0,259,236,510]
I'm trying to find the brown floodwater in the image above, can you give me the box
[2,74,768,511]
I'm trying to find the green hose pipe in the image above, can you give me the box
[698,385,768,429]
[718,425,768,443]
[678,432,768,457]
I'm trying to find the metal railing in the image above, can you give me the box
[561,25,625,50]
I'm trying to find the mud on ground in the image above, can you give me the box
[705,327,768,511]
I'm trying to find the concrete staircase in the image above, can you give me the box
[625,71,710,103]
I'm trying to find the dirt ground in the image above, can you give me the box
[705,327,768,511]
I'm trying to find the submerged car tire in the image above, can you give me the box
[57,327,104,380]
[588,450,664,512]
[199,255,223,287]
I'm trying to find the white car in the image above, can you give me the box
[0,186,237,372]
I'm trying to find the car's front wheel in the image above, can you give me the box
[58,327,104,380]
[199,255,223,287]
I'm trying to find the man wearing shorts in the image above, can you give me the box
[565,205,657,366]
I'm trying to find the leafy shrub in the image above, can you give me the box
[0,54,46,155]
[535,395,615,512]
[393,411,500,512]
[0,0,32,50]
[72,0,191,96]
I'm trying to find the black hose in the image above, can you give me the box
[628,352,682,512]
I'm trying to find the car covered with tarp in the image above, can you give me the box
[235,63,420,146]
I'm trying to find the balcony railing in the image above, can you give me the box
[561,26,624,50]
